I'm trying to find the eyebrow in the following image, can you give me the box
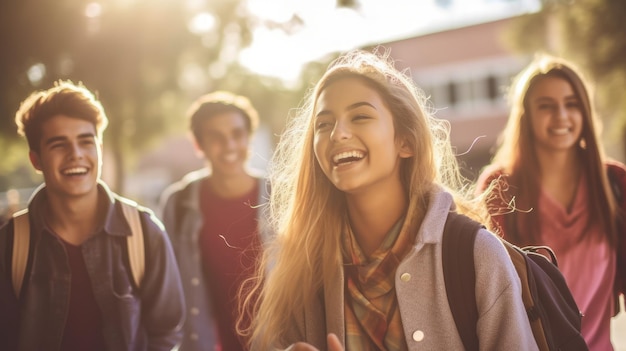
[204,125,247,134]
[533,94,579,102]
[44,132,96,146]
[532,97,554,103]
[315,101,376,118]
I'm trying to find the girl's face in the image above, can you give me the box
[527,76,584,154]
[313,77,412,195]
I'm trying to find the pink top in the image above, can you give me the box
[537,176,615,351]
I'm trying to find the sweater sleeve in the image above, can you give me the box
[139,209,186,351]
[473,228,539,351]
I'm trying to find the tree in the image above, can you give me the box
[0,0,354,193]
[503,0,626,159]
[0,0,288,192]
[0,0,201,191]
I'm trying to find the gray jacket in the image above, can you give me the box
[276,186,539,351]
[159,168,271,351]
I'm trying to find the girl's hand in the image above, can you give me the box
[286,333,344,351]
[327,333,343,351]
[287,342,320,350]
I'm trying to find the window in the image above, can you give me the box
[447,81,458,106]
[486,75,499,101]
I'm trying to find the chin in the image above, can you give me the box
[333,182,361,194]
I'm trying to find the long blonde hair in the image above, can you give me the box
[490,53,617,246]
[239,48,490,349]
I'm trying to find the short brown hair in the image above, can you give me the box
[187,91,259,144]
[15,80,109,153]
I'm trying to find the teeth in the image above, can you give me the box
[63,167,88,175]
[333,151,364,164]
[224,153,238,162]
[550,128,570,135]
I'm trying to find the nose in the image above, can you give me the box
[223,135,239,150]
[330,121,351,141]
[556,104,568,119]
[69,142,84,159]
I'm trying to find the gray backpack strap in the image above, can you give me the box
[11,208,30,297]
[120,200,145,288]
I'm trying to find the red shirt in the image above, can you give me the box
[199,181,261,351]
[60,241,106,351]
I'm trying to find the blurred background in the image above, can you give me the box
[0,0,625,346]
[2,0,625,208]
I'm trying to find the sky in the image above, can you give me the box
[238,0,540,84]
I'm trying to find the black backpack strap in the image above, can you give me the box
[607,163,626,315]
[607,164,623,203]
[442,212,483,351]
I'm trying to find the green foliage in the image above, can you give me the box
[0,0,306,192]
[0,0,362,193]
[504,0,626,157]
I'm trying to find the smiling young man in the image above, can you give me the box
[159,91,271,351]
[0,80,185,351]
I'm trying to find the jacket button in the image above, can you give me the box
[400,273,411,282]
[191,277,200,286]
[412,330,424,342]
[190,333,199,340]
[190,307,199,315]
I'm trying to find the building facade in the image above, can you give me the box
[370,16,530,181]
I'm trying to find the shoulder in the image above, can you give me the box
[472,228,521,295]
[606,160,626,204]
[247,167,268,179]
[474,228,506,255]
[606,159,626,178]
[160,169,207,204]
[606,160,626,191]
[114,195,166,238]
[473,228,513,270]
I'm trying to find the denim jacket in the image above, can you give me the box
[159,168,272,351]
[0,181,185,351]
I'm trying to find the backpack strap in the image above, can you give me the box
[608,164,623,203]
[500,241,551,350]
[10,201,145,297]
[11,208,30,297]
[120,200,145,289]
[607,163,626,315]
[442,211,483,351]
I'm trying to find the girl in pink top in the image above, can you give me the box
[476,54,626,350]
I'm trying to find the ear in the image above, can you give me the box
[397,138,414,158]
[191,137,206,159]
[97,140,104,167]
[29,150,43,172]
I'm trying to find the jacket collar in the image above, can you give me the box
[27,180,130,238]
[416,184,455,245]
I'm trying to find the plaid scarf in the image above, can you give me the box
[343,217,409,351]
